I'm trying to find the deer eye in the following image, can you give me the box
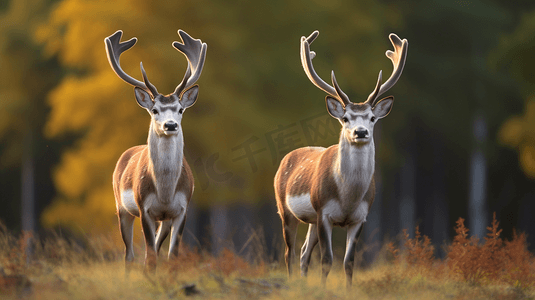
[179,108,184,114]
[342,117,349,123]
[371,116,376,122]
[152,109,159,115]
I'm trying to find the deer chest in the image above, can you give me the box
[144,191,188,221]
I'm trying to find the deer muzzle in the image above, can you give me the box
[353,127,369,140]
[163,121,178,132]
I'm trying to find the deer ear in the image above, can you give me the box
[134,87,153,109]
[180,85,199,109]
[372,96,394,119]
[326,96,345,119]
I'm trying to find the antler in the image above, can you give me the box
[366,33,408,107]
[172,30,207,97]
[300,31,350,106]
[105,30,159,97]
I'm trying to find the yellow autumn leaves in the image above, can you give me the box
[499,98,535,179]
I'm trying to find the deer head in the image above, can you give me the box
[300,31,408,145]
[105,30,207,136]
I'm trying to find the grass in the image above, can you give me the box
[1,214,534,299]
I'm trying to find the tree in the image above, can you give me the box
[0,0,61,232]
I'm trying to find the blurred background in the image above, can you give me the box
[1,0,535,261]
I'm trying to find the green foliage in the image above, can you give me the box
[492,10,535,96]
[493,11,535,178]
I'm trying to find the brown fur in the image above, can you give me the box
[275,146,337,218]
[275,144,376,225]
[274,139,377,286]
[112,145,194,217]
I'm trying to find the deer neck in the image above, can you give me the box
[333,135,375,200]
[147,122,184,203]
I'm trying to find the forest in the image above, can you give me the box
[1,0,535,294]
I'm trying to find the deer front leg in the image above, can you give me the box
[140,211,158,273]
[168,208,187,259]
[344,222,364,289]
[118,210,135,270]
[300,223,318,277]
[317,214,333,286]
[282,213,299,277]
[155,220,172,255]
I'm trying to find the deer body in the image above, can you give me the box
[275,31,407,287]
[278,142,374,226]
[114,145,191,221]
[112,103,194,266]
[105,29,206,272]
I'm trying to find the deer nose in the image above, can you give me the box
[164,121,178,131]
[354,128,369,139]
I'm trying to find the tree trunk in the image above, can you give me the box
[400,149,416,238]
[21,132,35,262]
[432,138,448,256]
[210,204,228,255]
[21,132,35,233]
[469,112,488,238]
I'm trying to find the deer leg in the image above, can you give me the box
[140,211,158,273]
[317,214,333,286]
[155,220,172,256]
[282,213,299,277]
[344,222,364,289]
[300,223,318,277]
[118,210,135,267]
[168,209,187,259]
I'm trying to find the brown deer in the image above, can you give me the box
[274,30,407,287]
[105,30,206,272]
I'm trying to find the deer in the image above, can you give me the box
[274,30,407,288]
[105,29,206,272]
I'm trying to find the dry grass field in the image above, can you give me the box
[1,214,534,299]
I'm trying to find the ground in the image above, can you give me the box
[1,216,534,299]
